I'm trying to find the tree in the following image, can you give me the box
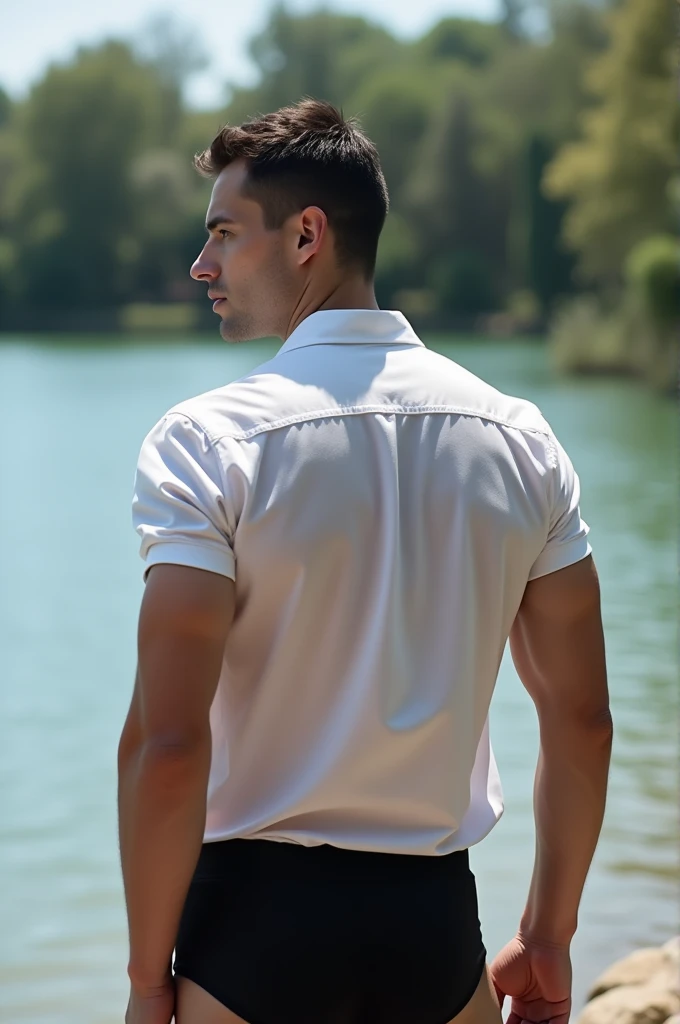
[0,86,11,128]
[11,41,170,309]
[227,6,401,119]
[407,86,507,311]
[346,68,433,203]
[500,0,531,39]
[126,148,203,301]
[626,235,679,328]
[135,12,209,93]
[0,89,19,309]
[525,133,575,313]
[480,1,607,150]
[474,2,608,299]
[133,13,210,141]
[0,3,632,327]
[544,0,677,282]
[416,18,504,66]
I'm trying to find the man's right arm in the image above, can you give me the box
[512,553,613,946]
[491,554,613,1023]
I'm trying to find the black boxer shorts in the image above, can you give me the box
[173,837,487,1024]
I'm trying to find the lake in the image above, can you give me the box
[0,334,677,1022]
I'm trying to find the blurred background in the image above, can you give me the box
[0,1,677,1021]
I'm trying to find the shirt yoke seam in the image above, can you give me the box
[168,404,553,445]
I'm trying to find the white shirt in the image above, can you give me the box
[132,309,591,855]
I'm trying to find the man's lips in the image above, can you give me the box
[211,298,227,312]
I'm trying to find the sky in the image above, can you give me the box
[2,0,499,109]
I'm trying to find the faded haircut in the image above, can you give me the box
[195,99,389,278]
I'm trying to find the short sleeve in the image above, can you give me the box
[132,412,236,582]
[528,430,592,581]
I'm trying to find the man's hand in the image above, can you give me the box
[125,977,175,1024]
[490,934,572,1024]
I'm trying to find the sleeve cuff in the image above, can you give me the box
[528,537,592,582]
[142,541,236,582]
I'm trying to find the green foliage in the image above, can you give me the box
[549,287,677,394]
[409,86,479,235]
[13,41,168,307]
[549,295,629,375]
[229,5,402,116]
[134,12,209,92]
[543,0,677,388]
[0,0,672,389]
[346,68,433,203]
[525,133,574,313]
[407,85,508,302]
[500,0,531,40]
[120,302,199,332]
[2,39,208,312]
[0,86,11,128]
[625,235,680,327]
[544,0,677,282]
[375,212,419,306]
[480,2,608,151]
[433,250,496,315]
[132,14,209,143]
[416,18,503,66]
[506,288,540,324]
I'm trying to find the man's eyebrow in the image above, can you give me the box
[206,215,237,232]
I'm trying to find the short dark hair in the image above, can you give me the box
[195,99,389,278]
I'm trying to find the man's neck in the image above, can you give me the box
[283,278,379,340]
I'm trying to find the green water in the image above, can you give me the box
[0,335,677,1022]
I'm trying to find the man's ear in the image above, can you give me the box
[296,206,327,265]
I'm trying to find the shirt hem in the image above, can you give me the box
[142,541,236,581]
[528,539,592,581]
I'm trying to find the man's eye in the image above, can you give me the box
[219,229,233,239]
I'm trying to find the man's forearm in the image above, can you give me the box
[117,740,210,990]
[520,710,613,947]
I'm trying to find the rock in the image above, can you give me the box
[589,947,677,1000]
[576,982,680,1024]
[664,938,680,965]
[650,963,680,998]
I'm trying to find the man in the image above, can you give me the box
[118,99,612,1024]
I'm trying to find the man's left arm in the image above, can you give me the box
[117,563,235,994]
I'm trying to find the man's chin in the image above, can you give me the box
[218,313,261,344]
[218,316,244,343]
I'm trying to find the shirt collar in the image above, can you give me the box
[276,309,424,357]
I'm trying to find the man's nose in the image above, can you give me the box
[190,248,219,282]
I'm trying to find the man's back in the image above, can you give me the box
[121,102,610,1024]
[133,308,591,854]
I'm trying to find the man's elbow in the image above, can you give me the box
[572,707,614,764]
[576,706,614,755]
[540,701,613,742]
[138,730,211,767]
[592,706,614,746]
[117,719,208,775]
[130,735,210,796]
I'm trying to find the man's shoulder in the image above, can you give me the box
[158,343,552,447]
[398,344,552,438]
[160,355,303,444]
